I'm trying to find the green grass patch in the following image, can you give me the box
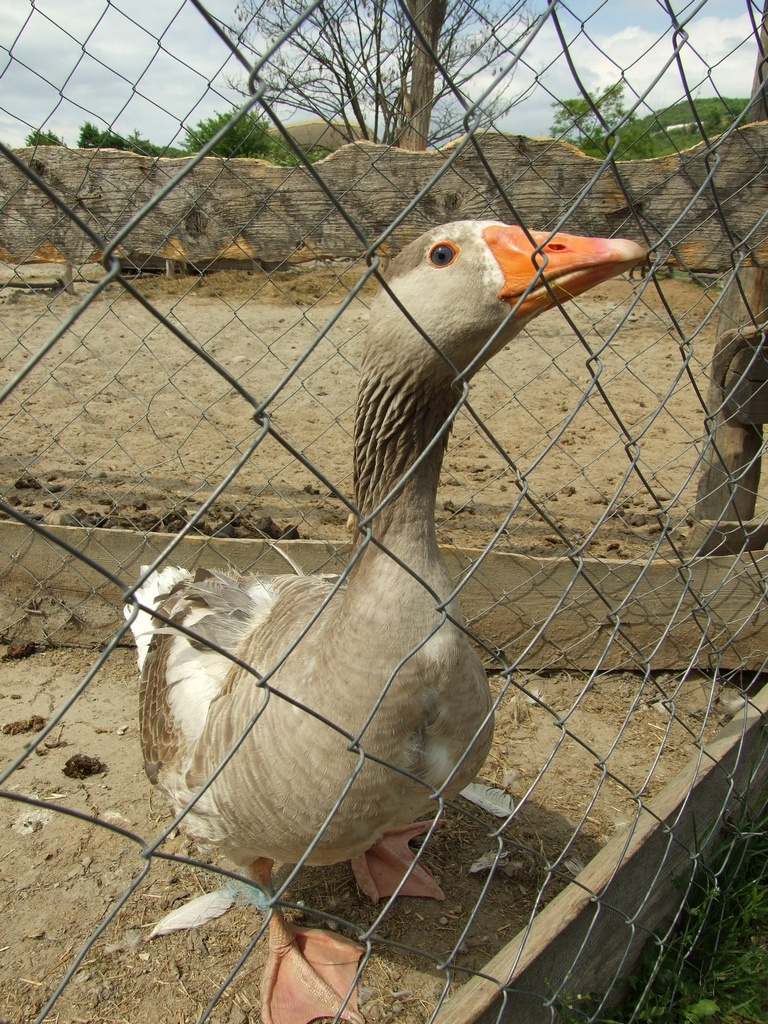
[565,804,768,1023]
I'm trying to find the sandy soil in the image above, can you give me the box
[0,264,742,1022]
[0,266,732,560]
[0,645,732,1024]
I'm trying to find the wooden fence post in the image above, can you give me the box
[689,2,768,555]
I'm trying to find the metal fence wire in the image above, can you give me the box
[2,1,768,1022]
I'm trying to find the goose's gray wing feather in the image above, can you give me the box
[131,566,278,786]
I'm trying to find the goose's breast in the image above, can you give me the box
[398,629,494,794]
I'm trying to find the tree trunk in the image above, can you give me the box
[397,0,448,151]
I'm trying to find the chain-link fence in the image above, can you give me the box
[2,2,768,1023]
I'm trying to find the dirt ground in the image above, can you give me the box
[0,262,745,1022]
[0,645,733,1024]
[0,264,734,561]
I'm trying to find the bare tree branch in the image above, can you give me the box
[230,0,533,148]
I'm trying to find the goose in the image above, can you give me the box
[128,220,644,1024]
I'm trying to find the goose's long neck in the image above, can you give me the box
[352,364,456,568]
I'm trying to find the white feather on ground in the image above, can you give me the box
[459,782,515,817]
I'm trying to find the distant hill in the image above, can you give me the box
[633,96,749,156]
[551,92,750,161]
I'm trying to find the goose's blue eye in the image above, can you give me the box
[429,242,457,267]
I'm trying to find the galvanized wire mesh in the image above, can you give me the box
[2,2,768,1023]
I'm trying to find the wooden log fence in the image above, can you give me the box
[2,126,767,275]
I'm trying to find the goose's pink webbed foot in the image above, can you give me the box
[261,910,364,1024]
[350,821,446,903]
[249,856,364,1024]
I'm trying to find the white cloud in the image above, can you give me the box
[488,7,757,138]
[0,0,245,146]
[0,0,760,147]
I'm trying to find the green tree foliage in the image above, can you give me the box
[25,129,65,147]
[78,121,131,150]
[550,83,655,159]
[636,96,746,152]
[76,121,183,156]
[183,109,275,158]
[182,108,328,163]
[26,114,324,163]
[121,131,172,156]
[551,88,748,161]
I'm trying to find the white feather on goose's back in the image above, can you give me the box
[128,566,278,753]
[127,565,189,673]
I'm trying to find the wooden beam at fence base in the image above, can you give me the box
[434,680,768,1024]
[2,522,768,671]
[687,517,768,556]
[689,308,768,558]
[689,12,768,557]
[3,126,768,274]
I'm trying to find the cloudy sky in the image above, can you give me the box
[0,0,759,149]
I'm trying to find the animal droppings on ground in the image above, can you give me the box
[2,713,47,735]
[62,753,107,778]
[2,642,38,660]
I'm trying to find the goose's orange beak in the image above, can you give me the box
[482,224,646,316]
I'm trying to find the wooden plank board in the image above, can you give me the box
[3,126,768,273]
[687,517,768,556]
[2,521,768,670]
[434,678,768,1024]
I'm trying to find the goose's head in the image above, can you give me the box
[365,220,645,381]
